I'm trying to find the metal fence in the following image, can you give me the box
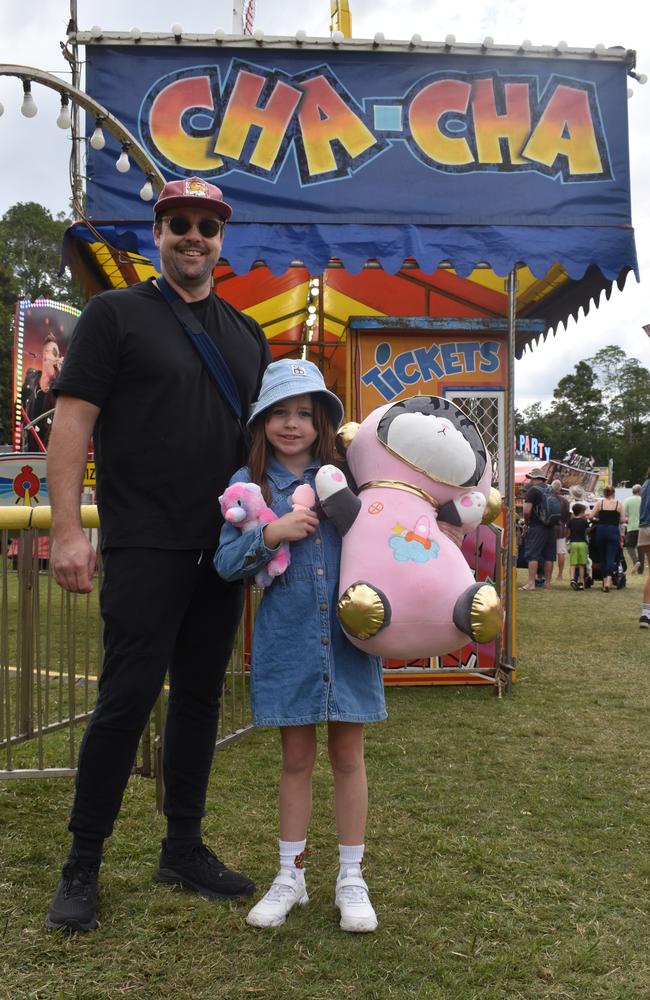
[0,507,254,808]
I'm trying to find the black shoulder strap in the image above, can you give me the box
[155,276,242,422]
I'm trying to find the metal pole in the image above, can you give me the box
[69,0,83,218]
[502,268,518,688]
[232,0,244,33]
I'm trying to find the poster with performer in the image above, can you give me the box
[12,299,81,453]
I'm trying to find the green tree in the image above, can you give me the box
[0,202,84,306]
[586,345,628,404]
[0,260,19,445]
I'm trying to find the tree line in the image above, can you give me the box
[516,346,650,485]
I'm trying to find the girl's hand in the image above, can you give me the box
[263,508,319,548]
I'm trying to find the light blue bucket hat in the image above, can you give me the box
[248,359,344,429]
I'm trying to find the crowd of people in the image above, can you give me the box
[519,468,650,628]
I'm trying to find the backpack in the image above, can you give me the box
[534,487,562,528]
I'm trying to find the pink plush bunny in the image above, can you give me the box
[219,481,291,588]
[219,481,316,588]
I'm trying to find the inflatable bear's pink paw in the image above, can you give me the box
[315,464,348,502]
[452,491,486,529]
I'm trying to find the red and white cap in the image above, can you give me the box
[154,177,232,221]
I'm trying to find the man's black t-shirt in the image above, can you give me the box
[55,280,271,549]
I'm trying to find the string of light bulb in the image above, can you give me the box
[0,63,164,205]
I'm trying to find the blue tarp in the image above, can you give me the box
[64,220,638,281]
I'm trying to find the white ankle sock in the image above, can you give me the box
[279,838,307,879]
[338,843,364,877]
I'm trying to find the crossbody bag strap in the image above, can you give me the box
[155,276,242,422]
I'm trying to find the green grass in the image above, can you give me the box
[1,570,649,999]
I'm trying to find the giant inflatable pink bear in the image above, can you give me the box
[315,396,503,659]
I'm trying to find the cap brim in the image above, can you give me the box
[153,195,232,221]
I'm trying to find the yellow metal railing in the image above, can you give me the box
[0,508,254,810]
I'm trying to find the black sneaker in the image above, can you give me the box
[153,839,256,900]
[640,615,650,629]
[570,580,579,591]
[46,859,100,932]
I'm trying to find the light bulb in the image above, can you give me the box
[253,28,264,42]
[214,27,226,41]
[627,87,634,98]
[331,30,344,44]
[139,178,154,201]
[374,32,385,45]
[593,43,606,55]
[56,97,72,129]
[482,36,494,48]
[308,304,317,314]
[296,29,307,43]
[89,25,103,40]
[172,23,183,38]
[130,27,142,41]
[410,33,422,46]
[445,34,456,46]
[116,148,131,173]
[520,39,532,51]
[21,93,37,118]
[90,123,106,150]
[638,73,648,84]
[21,82,37,118]
[556,40,568,52]
[306,315,316,326]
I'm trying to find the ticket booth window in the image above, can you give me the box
[446,390,505,496]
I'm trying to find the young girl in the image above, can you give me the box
[567,501,589,590]
[215,359,386,933]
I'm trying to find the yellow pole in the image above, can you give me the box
[330,0,352,37]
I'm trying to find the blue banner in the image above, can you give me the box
[86,45,632,228]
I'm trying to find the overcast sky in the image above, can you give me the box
[1,0,648,409]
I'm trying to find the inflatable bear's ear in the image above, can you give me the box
[335,422,360,457]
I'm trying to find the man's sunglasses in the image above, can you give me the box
[161,216,224,238]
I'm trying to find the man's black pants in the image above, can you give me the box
[69,548,244,842]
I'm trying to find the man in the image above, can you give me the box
[623,484,645,574]
[46,177,271,932]
[550,478,570,580]
[520,468,556,591]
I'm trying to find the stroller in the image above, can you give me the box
[582,522,627,589]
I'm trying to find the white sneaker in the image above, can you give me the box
[245,869,308,928]
[335,867,378,933]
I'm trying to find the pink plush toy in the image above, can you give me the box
[219,481,316,588]
[315,396,503,658]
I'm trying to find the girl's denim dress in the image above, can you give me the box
[215,457,387,727]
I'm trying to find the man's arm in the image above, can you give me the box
[48,394,100,593]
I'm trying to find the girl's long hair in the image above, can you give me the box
[247,394,338,504]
